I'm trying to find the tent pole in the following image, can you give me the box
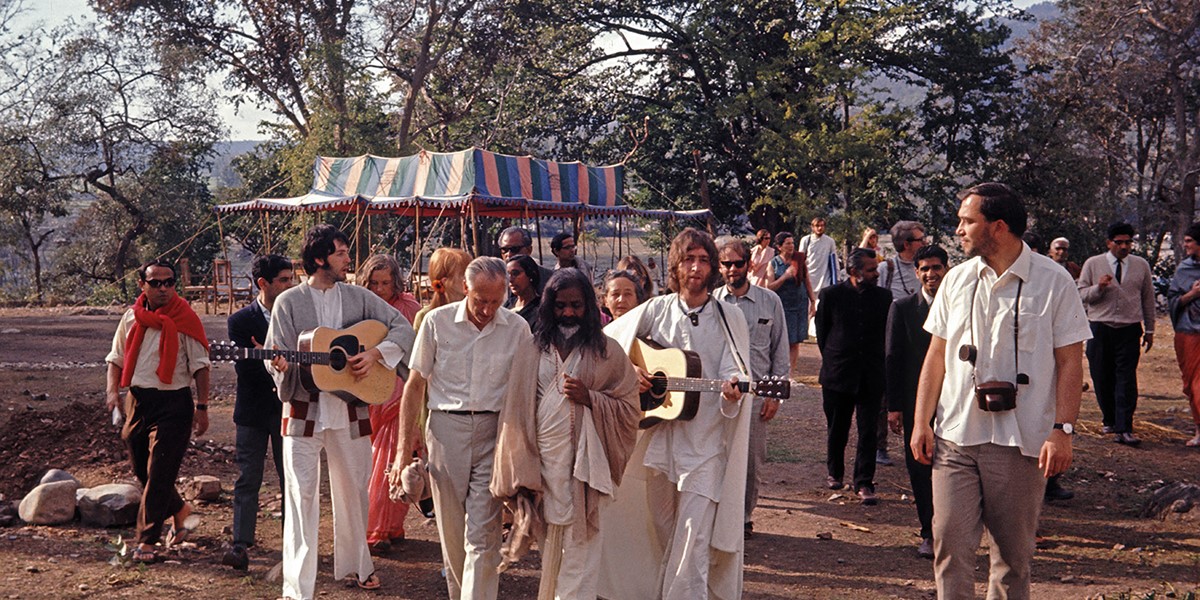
[263,211,272,254]
[535,216,544,265]
[470,200,481,257]
[216,210,228,262]
[414,203,423,302]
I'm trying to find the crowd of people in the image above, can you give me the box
[99,181,1200,599]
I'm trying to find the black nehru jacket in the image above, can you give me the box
[816,280,893,396]
[228,302,283,430]
[885,290,933,415]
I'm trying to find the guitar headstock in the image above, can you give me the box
[208,340,246,362]
[752,375,791,400]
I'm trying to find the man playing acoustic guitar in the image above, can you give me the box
[265,225,415,600]
[600,228,752,600]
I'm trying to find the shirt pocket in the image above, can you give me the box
[1016,306,1047,365]
[750,317,774,351]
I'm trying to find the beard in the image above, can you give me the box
[725,275,747,289]
[558,323,580,339]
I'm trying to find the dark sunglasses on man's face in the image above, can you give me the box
[500,245,526,255]
[720,260,747,269]
[144,278,176,289]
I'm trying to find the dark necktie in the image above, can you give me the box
[1115,259,1123,284]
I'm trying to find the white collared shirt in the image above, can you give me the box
[410,300,532,412]
[924,245,1091,457]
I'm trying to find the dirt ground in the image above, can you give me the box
[0,306,1197,599]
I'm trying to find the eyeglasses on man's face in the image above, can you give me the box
[719,260,747,269]
[499,245,527,255]
[144,278,176,289]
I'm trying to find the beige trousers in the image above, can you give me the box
[932,438,1045,600]
[745,397,768,523]
[427,411,502,600]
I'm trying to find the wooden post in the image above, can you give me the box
[414,203,423,302]
[470,200,481,257]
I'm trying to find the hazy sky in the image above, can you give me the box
[15,0,1052,141]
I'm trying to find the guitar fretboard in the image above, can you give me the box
[655,377,752,394]
[224,347,331,366]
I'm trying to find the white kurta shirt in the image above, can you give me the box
[636,296,741,500]
[536,348,581,525]
[924,246,1091,457]
[799,233,838,291]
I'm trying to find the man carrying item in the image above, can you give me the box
[600,227,751,600]
[815,248,892,505]
[884,245,948,558]
[265,225,416,599]
[105,259,210,564]
[222,254,294,571]
[1078,222,1155,445]
[495,269,640,599]
[912,182,1090,599]
[394,257,536,600]
[713,235,789,539]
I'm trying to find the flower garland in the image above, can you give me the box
[430,278,445,294]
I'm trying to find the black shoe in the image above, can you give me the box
[1101,425,1114,434]
[1115,432,1142,446]
[419,497,436,519]
[221,545,249,571]
[875,450,894,466]
[917,538,934,559]
[857,486,878,506]
[826,475,844,490]
[1044,480,1074,501]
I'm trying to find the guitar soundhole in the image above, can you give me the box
[328,334,360,371]
[640,370,670,411]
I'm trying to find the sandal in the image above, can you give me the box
[1186,436,1200,447]
[357,573,381,591]
[166,514,202,547]
[131,547,157,563]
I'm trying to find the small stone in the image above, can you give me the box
[827,493,845,501]
[836,558,845,564]
[39,469,79,487]
[25,565,38,573]
[1113,543,1126,551]
[78,584,88,591]
[1060,575,1075,583]
[46,558,57,564]
[183,475,222,502]
[816,531,833,540]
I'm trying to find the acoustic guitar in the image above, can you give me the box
[209,320,398,405]
[630,338,791,428]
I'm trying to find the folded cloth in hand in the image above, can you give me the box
[388,456,432,503]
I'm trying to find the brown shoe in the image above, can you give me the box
[857,486,877,506]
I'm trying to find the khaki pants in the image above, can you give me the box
[745,397,768,523]
[427,411,502,600]
[932,438,1045,600]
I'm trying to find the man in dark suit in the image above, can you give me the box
[221,254,294,571]
[885,245,948,559]
[816,248,892,505]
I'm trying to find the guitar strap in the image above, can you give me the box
[713,299,751,379]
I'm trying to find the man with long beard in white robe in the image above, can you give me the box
[599,228,753,600]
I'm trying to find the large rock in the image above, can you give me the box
[78,484,141,527]
[1142,482,1200,520]
[40,469,79,487]
[183,475,222,502]
[18,480,79,525]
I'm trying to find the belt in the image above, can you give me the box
[442,409,498,416]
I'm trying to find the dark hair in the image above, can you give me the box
[498,226,532,248]
[847,248,876,274]
[773,231,794,247]
[505,254,542,293]
[914,244,949,267]
[1107,222,1135,240]
[616,255,653,299]
[1024,231,1044,254]
[1186,222,1200,243]
[138,259,175,281]
[302,225,350,274]
[667,228,721,293]
[534,269,608,358]
[958,182,1026,237]
[714,235,750,260]
[252,254,293,284]
[550,231,575,252]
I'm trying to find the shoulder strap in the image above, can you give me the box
[886,258,897,288]
[713,300,750,378]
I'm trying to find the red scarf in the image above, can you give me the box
[121,294,209,387]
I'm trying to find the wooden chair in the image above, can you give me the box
[178,258,213,314]
[212,259,253,315]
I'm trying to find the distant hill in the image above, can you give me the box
[209,140,262,189]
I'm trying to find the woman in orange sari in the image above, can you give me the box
[359,254,421,553]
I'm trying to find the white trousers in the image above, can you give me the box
[427,411,502,600]
[647,470,721,600]
[281,429,373,600]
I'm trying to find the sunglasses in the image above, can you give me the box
[720,260,747,269]
[144,278,176,289]
[499,245,527,255]
[559,244,576,251]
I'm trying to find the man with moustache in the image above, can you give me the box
[222,254,294,570]
[1049,237,1081,280]
[265,225,416,599]
[600,227,751,600]
[912,183,1090,599]
[394,257,537,600]
[884,245,948,558]
[498,226,553,292]
[1078,222,1156,445]
[815,248,893,505]
[105,259,210,564]
[712,235,789,538]
[494,269,640,599]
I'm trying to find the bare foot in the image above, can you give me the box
[173,503,192,530]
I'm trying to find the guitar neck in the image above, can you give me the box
[662,377,751,394]
[230,347,331,366]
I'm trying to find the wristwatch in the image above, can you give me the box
[195,404,208,412]
[1053,422,1073,435]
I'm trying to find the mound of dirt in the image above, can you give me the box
[0,402,128,499]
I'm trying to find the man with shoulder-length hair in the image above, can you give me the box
[105,259,210,564]
[494,269,640,599]
[395,256,537,600]
[912,183,1090,599]
[600,227,752,600]
[265,225,416,599]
